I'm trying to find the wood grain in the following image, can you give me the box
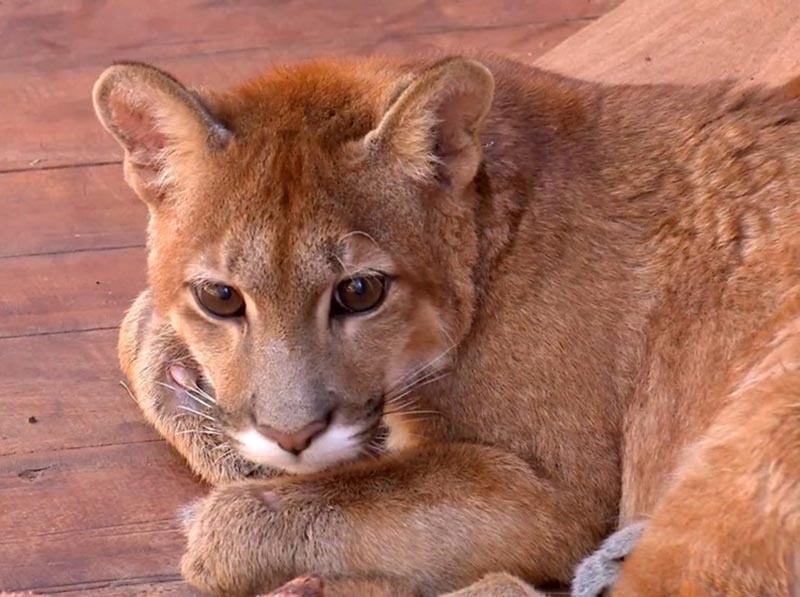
[0,247,145,338]
[0,440,201,593]
[0,328,199,596]
[0,0,617,70]
[0,164,145,258]
[1,329,156,456]
[63,580,197,596]
[0,2,617,172]
[537,0,800,86]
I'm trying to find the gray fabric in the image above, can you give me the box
[571,522,647,597]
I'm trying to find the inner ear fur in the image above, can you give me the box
[92,61,230,204]
[366,57,495,188]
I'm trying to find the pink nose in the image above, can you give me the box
[256,417,330,455]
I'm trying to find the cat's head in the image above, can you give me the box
[93,56,494,473]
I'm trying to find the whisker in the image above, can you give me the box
[388,367,432,398]
[332,253,356,279]
[400,342,457,384]
[157,378,218,409]
[386,374,437,406]
[387,372,431,401]
[119,380,137,403]
[176,405,217,422]
[361,438,387,460]
[386,372,449,406]
[186,390,215,410]
[213,449,237,467]
[155,380,180,392]
[158,380,212,406]
[176,429,223,436]
[386,415,438,424]
[339,230,378,247]
[386,346,456,397]
[189,384,217,405]
[383,409,443,417]
[384,398,425,417]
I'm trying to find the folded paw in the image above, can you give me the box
[180,481,341,596]
[181,484,279,595]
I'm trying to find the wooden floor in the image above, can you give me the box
[0,1,619,594]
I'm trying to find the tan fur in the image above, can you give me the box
[95,54,800,595]
[261,574,420,597]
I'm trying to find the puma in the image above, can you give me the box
[93,54,800,596]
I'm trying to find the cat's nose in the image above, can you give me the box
[256,412,332,455]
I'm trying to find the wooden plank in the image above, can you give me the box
[0,0,618,70]
[0,441,202,593]
[61,579,197,596]
[0,16,606,172]
[537,0,800,86]
[0,247,145,338]
[2,583,196,597]
[0,329,157,456]
[0,164,145,258]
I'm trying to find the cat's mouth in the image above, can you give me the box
[165,363,387,474]
[230,420,372,475]
[231,397,392,474]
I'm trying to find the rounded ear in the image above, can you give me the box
[365,57,495,188]
[92,62,231,205]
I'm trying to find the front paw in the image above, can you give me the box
[181,484,285,595]
[180,482,343,596]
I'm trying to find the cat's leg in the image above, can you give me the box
[613,322,800,596]
[119,289,275,485]
[262,574,420,597]
[179,443,605,596]
[442,573,544,596]
[264,572,544,597]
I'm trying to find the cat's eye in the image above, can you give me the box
[193,282,246,318]
[332,275,388,315]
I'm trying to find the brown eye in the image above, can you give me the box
[332,275,387,315]
[193,283,245,318]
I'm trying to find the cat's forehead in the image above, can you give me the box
[218,214,340,294]
[206,213,391,304]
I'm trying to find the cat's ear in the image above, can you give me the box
[93,62,231,205]
[365,57,494,189]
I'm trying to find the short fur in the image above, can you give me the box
[95,54,800,596]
